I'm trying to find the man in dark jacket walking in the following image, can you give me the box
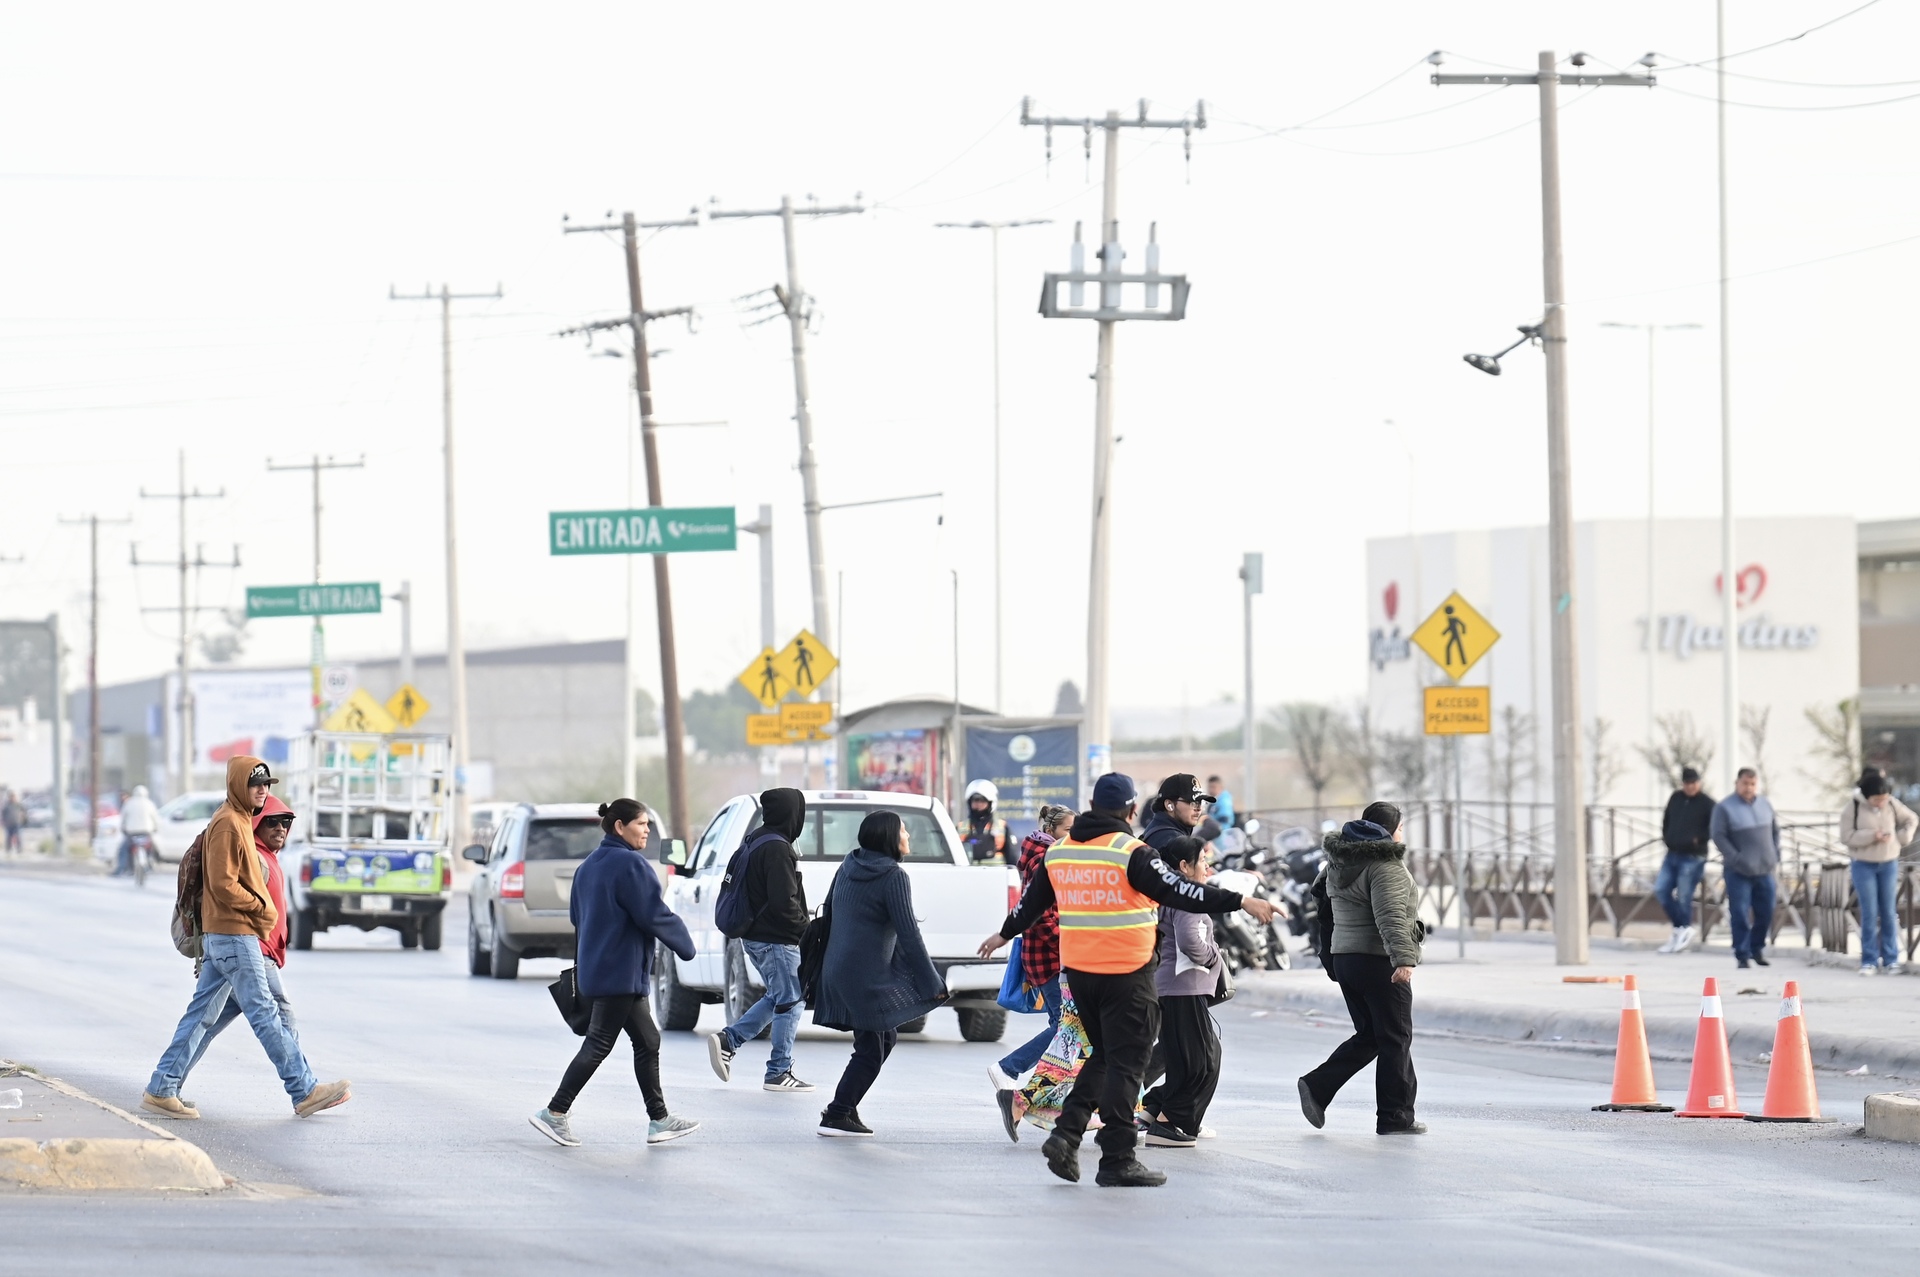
[1654,768,1715,953]
[979,773,1275,1187]
[708,788,815,1092]
[1711,768,1781,968]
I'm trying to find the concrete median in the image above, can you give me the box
[0,1060,225,1192]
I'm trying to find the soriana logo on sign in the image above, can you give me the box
[1646,564,1817,661]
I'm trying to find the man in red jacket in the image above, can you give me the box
[171,796,303,1095]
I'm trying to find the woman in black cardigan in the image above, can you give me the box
[811,810,947,1137]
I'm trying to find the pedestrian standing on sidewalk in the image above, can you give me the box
[530,799,699,1149]
[812,810,948,1137]
[1297,802,1426,1136]
[141,758,349,1121]
[3,789,26,854]
[987,803,1074,1104]
[1841,771,1918,975]
[1654,768,1715,953]
[145,796,301,1113]
[979,773,1274,1187]
[1140,774,1211,855]
[1138,834,1224,1148]
[1711,768,1780,969]
[707,788,815,1093]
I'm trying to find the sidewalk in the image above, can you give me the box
[1238,933,1920,1078]
[0,1060,224,1191]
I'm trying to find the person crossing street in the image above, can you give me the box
[707,788,816,1093]
[978,773,1275,1187]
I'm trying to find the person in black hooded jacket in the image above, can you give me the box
[708,788,815,1093]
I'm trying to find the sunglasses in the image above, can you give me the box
[261,816,294,828]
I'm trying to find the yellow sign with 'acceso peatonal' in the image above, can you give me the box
[1424,685,1491,735]
[1410,591,1500,680]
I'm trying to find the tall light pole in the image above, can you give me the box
[1601,321,1700,806]
[1239,553,1263,812]
[1441,53,1654,966]
[1022,98,1202,788]
[267,454,365,726]
[390,283,503,851]
[1716,1,1739,795]
[934,217,1051,713]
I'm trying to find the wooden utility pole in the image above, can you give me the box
[60,513,131,842]
[267,454,365,725]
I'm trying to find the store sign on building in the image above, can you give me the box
[1643,563,1820,660]
[1370,581,1412,671]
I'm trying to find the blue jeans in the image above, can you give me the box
[997,975,1063,1077]
[175,934,316,1104]
[149,958,298,1098]
[1852,859,1902,969]
[723,941,803,1080]
[1653,853,1708,927]
[1723,871,1777,959]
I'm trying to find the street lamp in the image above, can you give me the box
[1462,325,1543,376]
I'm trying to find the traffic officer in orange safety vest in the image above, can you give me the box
[977,772,1276,1188]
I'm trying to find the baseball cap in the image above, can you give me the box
[1156,773,1213,806]
[1091,772,1136,811]
[247,762,279,787]
[1680,767,1701,784]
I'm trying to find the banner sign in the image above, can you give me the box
[964,724,1079,839]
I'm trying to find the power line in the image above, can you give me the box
[1654,0,1886,70]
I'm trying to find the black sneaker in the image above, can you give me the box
[995,1088,1021,1143]
[817,1108,872,1138]
[1379,1121,1428,1135]
[1041,1133,1080,1182]
[1297,1078,1326,1130]
[1094,1158,1168,1187]
[1142,1117,1196,1148]
[1736,956,1751,969]
[1752,952,1770,967]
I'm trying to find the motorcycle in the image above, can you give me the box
[1208,845,1293,972]
[1267,826,1328,958]
[126,832,154,888]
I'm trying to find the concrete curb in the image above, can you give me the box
[1234,977,1920,1078]
[0,1059,225,1192]
[1864,1091,1920,1144]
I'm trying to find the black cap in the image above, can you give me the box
[247,762,278,787]
[1680,767,1701,784]
[1156,773,1213,806]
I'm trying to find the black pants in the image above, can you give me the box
[1301,953,1417,1132]
[549,994,666,1121]
[1140,994,1220,1137]
[1052,965,1160,1168]
[828,1029,897,1117]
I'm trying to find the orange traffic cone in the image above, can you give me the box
[1593,975,1673,1112]
[1745,981,1833,1123]
[1675,977,1746,1118]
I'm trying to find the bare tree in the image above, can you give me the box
[1635,712,1716,791]
[1586,717,1628,804]
[1801,698,1862,805]
[1740,703,1772,794]
[197,609,249,665]
[1493,704,1536,838]
[1381,731,1430,802]
[1282,702,1337,824]
[1332,702,1381,798]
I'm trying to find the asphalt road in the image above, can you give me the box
[4,865,1919,1275]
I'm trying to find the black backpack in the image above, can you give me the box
[714,828,786,939]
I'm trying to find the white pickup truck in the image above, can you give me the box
[653,790,1019,1042]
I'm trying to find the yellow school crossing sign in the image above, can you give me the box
[773,629,836,698]
[1410,591,1500,681]
[323,688,398,734]
[737,648,788,709]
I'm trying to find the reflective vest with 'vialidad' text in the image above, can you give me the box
[1044,831,1157,974]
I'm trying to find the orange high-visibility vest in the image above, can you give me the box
[1044,831,1158,974]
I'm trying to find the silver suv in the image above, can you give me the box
[462,802,670,979]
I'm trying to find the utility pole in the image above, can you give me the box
[59,513,131,844]
[742,506,776,781]
[1716,1,1739,796]
[49,612,66,857]
[1239,553,1262,812]
[935,218,1051,712]
[561,214,700,838]
[390,580,414,688]
[267,454,365,726]
[1022,98,1201,788]
[1435,53,1651,965]
[390,283,501,852]
[133,451,237,800]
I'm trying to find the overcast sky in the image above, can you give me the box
[3,1,1914,721]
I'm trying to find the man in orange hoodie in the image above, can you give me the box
[142,757,350,1120]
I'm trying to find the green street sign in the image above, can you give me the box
[549,507,736,556]
[246,583,383,619]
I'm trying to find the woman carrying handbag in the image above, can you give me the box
[986,804,1074,1096]
[1138,835,1226,1148]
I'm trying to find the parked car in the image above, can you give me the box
[653,789,1016,1042]
[463,801,667,980]
[151,791,228,863]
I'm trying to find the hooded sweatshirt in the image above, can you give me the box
[252,794,294,967]
[741,788,810,945]
[202,755,277,940]
[1319,823,1422,969]
[1840,789,1919,865]
[1710,791,1780,877]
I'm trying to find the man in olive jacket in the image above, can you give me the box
[1298,801,1425,1135]
[142,757,349,1120]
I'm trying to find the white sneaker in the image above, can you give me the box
[987,1062,1018,1091]
[1197,1125,1218,1139]
[706,1033,733,1082]
[1886,963,1904,976]
[1677,925,1696,951]
[647,1115,700,1144]
[1656,928,1682,954]
[1859,966,1879,977]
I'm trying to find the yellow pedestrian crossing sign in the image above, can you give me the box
[1410,591,1500,681]
[385,683,431,729]
[738,647,788,709]
[323,688,398,734]
[774,629,836,698]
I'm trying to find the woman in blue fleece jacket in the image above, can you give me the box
[530,799,697,1150]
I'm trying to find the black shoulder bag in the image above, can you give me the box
[797,873,837,1008]
[548,966,591,1036]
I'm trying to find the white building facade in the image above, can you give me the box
[1366,517,1859,811]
